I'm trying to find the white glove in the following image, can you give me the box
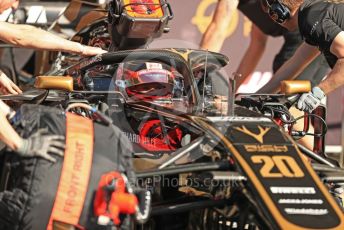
[297,87,325,112]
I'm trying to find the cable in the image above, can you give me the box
[239,96,328,138]
[293,113,328,137]
[262,106,294,123]
[261,104,327,137]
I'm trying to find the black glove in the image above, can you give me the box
[15,128,65,163]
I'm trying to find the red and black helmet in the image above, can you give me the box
[115,61,184,101]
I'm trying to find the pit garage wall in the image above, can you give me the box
[151,0,343,146]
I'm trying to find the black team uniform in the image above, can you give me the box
[298,0,344,68]
[238,0,330,86]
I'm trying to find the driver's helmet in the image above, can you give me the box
[115,61,184,100]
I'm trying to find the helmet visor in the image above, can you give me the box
[137,69,173,84]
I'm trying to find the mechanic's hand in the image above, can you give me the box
[0,72,22,95]
[77,43,107,56]
[15,128,65,163]
[297,87,325,112]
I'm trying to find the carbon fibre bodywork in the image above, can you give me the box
[1,48,344,229]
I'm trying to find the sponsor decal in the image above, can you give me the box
[270,187,316,194]
[284,208,329,215]
[310,21,319,36]
[136,69,171,83]
[79,55,102,69]
[192,117,344,229]
[278,199,323,205]
[244,145,288,153]
[234,125,271,144]
[252,155,304,178]
[168,48,193,61]
[207,116,272,123]
[123,131,157,146]
[146,62,163,70]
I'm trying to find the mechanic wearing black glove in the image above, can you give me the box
[0,100,64,162]
[0,0,106,160]
[15,129,65,163]
[258,0,344,113]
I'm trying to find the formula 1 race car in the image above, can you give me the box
[1,0,344,229]
[1,47,344,230]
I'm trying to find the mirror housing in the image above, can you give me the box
[35,76,74,92]
[280,80,311,95]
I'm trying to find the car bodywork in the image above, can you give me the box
[2,48,344,229]
[0,0,344,228]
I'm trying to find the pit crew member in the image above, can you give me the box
[0,0,106,161]
[0,0,107,94]
[200,0,328,150]
[0,101,64,162]
[258,0,344,113]
[200,0,329,90]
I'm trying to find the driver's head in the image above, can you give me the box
[123,67,174,87]
[0,0,19,13]
[116,62,183,100]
